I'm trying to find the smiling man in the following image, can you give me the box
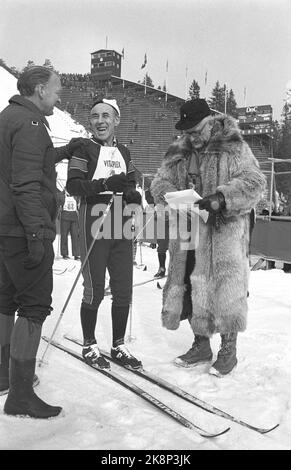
[66,98,142,370]
[90,99,120,145]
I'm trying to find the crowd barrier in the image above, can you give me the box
[250,216,291,263]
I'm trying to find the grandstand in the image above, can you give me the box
[57,49,277,188]
[46,49,276,194]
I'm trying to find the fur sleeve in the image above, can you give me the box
[217,142,266,216]
[150,136,192,205]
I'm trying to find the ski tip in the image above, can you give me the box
[201,426,231,438]
[258,423,280,434]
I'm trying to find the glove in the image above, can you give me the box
[102,173,128,193]
[124,190,142,205]
[65,138,88,159]
[197,192,226,214]
[24,238,45,269]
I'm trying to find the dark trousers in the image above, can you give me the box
[81,237,133,308]
[60,219,80,257]
[79,201,133,309]
[0,237,54,322]
[157,217,169,254]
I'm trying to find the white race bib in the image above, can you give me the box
[92,146,127,194]
[63,196,77,212]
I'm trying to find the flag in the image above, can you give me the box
[141,53,147,69]
[122,48,125,59]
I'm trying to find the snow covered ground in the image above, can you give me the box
[1,241,291,450]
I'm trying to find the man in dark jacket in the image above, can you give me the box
[0,66,76,418]
[67,98,142,370]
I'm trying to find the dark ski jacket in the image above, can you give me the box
[0,95,72,240]
[66,137,136,205]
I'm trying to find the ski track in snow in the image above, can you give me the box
[1,240,291,450]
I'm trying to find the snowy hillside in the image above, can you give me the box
[1,243,291,450]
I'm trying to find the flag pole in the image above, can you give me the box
[165,59,168,102]
[121,48,125,88]
[144,58,147,95]
[204,70,208,99]
[243,86,247,107]
[141,53,147,94]
[185,65,188,100]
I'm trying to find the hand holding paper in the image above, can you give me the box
[164,189,209,223]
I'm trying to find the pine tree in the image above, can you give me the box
[226,88,237,117]
[208,81,237,116]
[208,81,225,112]
[189,79,200,100]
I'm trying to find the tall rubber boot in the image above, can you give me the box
[0,344,10,392]
[0,313,14,392]
[209,332,238,377]
[4,317,62,419]
[174,335,213,368]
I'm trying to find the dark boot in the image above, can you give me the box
[210,332,238,376]
[4,357,62,418]
[0,313,15,392]
[4,317,62,419]
[0,344,10,392]
[174,335,213,368]
[0,343,39,394]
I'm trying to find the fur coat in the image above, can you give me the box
[151,115,266,337]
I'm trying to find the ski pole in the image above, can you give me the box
[39,194,115,366]
[132,211,154,243]
[126,211,136,342]
[132,210,154,270]
[139,241,143,266]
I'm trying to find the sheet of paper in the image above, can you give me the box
[164,189,209,223]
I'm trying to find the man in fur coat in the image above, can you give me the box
[151,99,266,376]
